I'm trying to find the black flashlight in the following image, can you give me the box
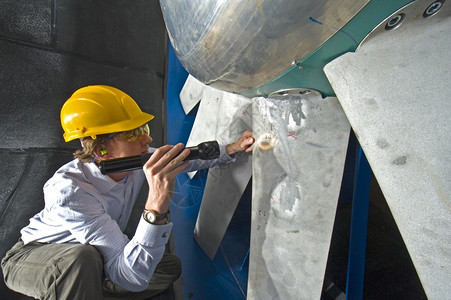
[99,141,220,175]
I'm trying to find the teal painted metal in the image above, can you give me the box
[239,0,413,98]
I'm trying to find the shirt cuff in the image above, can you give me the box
[134,217,172,248]
[219,144,236,163]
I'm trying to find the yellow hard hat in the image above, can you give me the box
[61,85,154,142]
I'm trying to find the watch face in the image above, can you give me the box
[147,211,157,223]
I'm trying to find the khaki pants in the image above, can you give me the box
[2,240,181,300]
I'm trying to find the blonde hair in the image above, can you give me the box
[74,135,109,163]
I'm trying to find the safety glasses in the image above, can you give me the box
[107,124,150,142]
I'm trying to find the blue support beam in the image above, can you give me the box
[345,146,371,300]
[166,43,250,299]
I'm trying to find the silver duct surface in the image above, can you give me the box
[249,92,350,299]
[324,1,451,298]
[160,0,369,92]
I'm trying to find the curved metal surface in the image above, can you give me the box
[358,0,447,47]
[159,0,369,93]
[324,0,451,298]
[178,75,253,260]
[249,92,350,299]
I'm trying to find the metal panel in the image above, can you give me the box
[179,75,203,114]
[180,76,253,259]
[324,1,451,298]
[194,154,252,259]
[237,0,412,98]
[248,91,350,299]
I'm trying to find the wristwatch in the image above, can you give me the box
[142,209,169,224]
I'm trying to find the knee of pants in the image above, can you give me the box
[158,254,182,280]
[171,255,182,280]
[68,244,103,275]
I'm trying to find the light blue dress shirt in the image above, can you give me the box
[20,145,234,291]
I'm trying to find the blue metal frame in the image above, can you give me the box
[346,146,371,299]
[166,43,249,300]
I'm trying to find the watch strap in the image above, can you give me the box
[142,209,169,224]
